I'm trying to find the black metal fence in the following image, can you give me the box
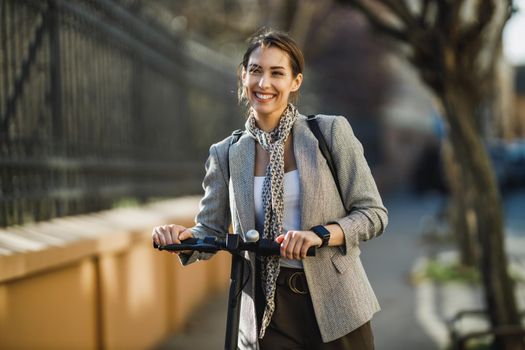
[0,0,242,227]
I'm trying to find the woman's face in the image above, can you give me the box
[242,46,302,123]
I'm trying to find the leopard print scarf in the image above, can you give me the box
[245,103,299,338]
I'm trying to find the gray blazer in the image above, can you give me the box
[181,114,388,349]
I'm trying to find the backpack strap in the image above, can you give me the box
[227,129,244,180]
[306,115,344,202]
[230,129,243,145]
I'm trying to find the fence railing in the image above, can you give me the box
[0,0,242,227]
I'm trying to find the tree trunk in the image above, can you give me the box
[443,86,523,349]
[441,139,479,266]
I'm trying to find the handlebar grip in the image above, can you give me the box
[153,237,199,250]
[306,246,316,256]
[256,240,316,257]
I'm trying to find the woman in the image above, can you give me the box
[152,29,388,350]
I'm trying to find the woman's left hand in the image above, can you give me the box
[275,230,322,260]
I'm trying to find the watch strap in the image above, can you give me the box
[310,225,330,248]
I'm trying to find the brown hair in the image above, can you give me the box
[237,28,305,105]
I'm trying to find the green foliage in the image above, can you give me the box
[417,256,524,286]
[444,340,492,350]
[424,259,480,284]
[469,344,492,350]
[111,197,140,209]
[508,267,525,284]
[465,339,493,350]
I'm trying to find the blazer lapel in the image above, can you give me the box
[229,134,256,235]
[293,117,323,230]
[229,117,322,234]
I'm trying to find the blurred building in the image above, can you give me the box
[375,54,444,194]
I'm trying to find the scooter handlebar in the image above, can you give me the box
[153,236,316,257]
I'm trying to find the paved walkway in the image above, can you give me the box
[411,237,525,348]
[157,292,228,349]
[361,192,441,350]
[156,190,525,349]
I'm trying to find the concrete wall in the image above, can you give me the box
[0,197,231,350]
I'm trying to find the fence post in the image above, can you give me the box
[48,0,64,216]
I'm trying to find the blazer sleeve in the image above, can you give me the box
[179,142,231,265]
[328,116,388,254]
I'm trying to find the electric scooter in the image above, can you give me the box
[154,230,316,350]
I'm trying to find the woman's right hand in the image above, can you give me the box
[152,224,194,254]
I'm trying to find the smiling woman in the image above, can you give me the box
[240,46,303,131]
[152,28,388,350]
[239,38,303,132]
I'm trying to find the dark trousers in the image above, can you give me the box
[255,266,375,350]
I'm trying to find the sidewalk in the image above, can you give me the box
[156,292,229,349]
[411,237,525,349]
[156,191,524,349]
[361,192,441,350]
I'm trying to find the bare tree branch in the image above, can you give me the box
[341,0,409,42]
[449,0,465,38]
[465,0,495,39]
[479,1,514,84]
[434,0,452,31]
[419,0,431,27]
[376,0,418,30]
[459,0,495,59]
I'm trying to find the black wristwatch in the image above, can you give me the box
[310,225,330,248]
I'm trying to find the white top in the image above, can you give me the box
[254,169,303,269]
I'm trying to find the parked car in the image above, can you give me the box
[488,139,525,192]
